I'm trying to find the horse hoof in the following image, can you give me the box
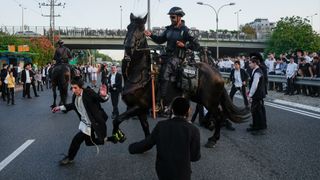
[205,140,216,148]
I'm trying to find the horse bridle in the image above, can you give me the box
[123,32,151,85]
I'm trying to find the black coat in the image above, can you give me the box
[64,88,109,141]
[129,117,201,180]
[229,68,249,85]
[21,69,35,83]
[107,73,122,93]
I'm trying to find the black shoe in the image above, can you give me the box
[28,97,32,99]
[59,156,73,166]
[226,125,235,131]
[12,103,15,105]
[35,95,40,97]
[284,93,289,95]
[250,129,266,135]
[246,127,260,132]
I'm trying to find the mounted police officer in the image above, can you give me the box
[144,7,200,109]
[51,40,73,78]
[53,40,72,65]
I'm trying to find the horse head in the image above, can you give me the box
[122,13,150,84]
[124,13,148,56]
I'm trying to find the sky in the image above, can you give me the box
[1,0,320,60]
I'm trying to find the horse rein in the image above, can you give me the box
[123,32,151,85]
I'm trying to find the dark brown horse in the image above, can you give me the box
[50,64,72,108]
[112,14,250,148]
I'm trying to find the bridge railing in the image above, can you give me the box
[0,26,266,42]
[220,72,320,87]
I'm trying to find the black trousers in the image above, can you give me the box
[229,85,249,106]
[7,87,14,104]
[23,83,31,98]
[68,130,104,160]
[286,77,295,95]
[37,81,43,91]
[1,83,7,100]
[110,91,120,116]
[31,81,38,96]
[191,104,204,124]
[251,99,267,130]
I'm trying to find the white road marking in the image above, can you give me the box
[265,102,320,120]
[234,94,320,119]
[0,139,35,172]
[271,99,320,113]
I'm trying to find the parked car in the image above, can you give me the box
[15,31,40,36]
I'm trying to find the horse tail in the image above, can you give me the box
[220,88,251,123]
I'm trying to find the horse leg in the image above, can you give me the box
[51,86,57,108]
[138,112,150,137]
[111,105,140,143]
[60,86,67,105]
[205,108,222,148]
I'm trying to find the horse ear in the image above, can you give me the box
[130,13,135,22]
[143,13,148,24]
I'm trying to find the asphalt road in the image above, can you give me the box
[0,87,319,180]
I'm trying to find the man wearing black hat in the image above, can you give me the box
[21,63,35,98]
[0,64,8,101]
[247,57,267,135]
[129,97,201,180]
[144,7,200,111]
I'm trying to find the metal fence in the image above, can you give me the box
[220,72,320,87]
[0,26,266,42]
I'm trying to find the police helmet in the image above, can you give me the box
[168,7,185,17]
[57,40,64,45]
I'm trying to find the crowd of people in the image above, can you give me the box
[214,50,320,97]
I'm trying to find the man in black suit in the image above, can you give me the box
[0,64,8,101]
[229,60,249,107]
[129,97,201,180]
[247,57,267,135]
[21,63,35,98]
[52,77,110,165]
[108,65,122,119]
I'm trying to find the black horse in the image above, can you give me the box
[50,64,72,108]
[112,14,250,148]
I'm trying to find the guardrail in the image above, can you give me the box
[220,72,320,87]
[0,26,267,42]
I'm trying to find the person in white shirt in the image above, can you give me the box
[21,63,35,98]
[265,53,276,90]
[285,56,298,95]
[108,65,123,119]
[91,65,98,87]
[52,77,112,166]
[247,57,267,135]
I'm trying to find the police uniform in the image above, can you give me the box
[149,7,200,102]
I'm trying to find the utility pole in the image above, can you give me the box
[147,0,151,30]
[39,0,66,45]
[19,4,27,32]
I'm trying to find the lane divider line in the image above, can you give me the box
[0,139,35,172]
[265,102,320,120]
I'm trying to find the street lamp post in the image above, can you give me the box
[234,9,241,40]
[197,2,235,60]
[19,4,27,32]
[307,13,318,29]
[120,5,123,30]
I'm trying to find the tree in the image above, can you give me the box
[266,16,320,55]
[241,25,256,39]
[95,51,112,62]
